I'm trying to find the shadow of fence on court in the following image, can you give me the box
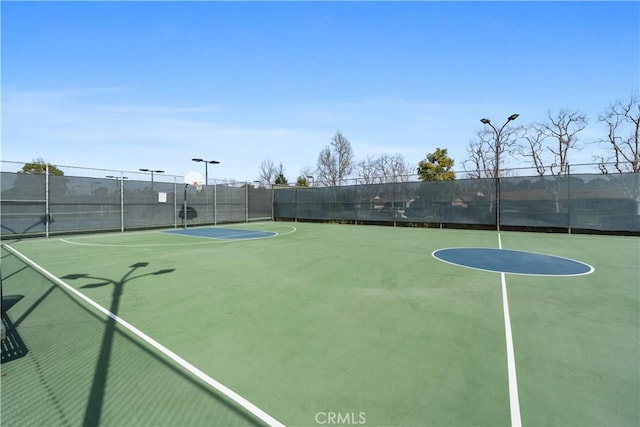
[1,249,262,426]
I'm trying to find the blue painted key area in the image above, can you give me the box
[432,248,593,276]
[165,227,277,240]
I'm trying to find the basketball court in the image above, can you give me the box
[1,221,638,426]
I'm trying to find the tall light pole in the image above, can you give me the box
[192,158,220,185]
[139,168,164,189]
[480,113,519,231]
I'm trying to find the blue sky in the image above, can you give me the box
[2,1,638,182]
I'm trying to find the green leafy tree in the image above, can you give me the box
[21,158,64,175]
[273,162,288,186]
[9,158,66,198]
[275,173,288,185]
[296,176,310,187]
[417,148,455,181]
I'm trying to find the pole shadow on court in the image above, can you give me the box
[63,262,175,426]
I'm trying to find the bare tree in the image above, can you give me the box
[316,131,354,186]
[354,154,412,184]
[375,154,413,183]
[373,156,393,183]
[259,158,277,187]
[598,94,640,173]
[539,109,588,176]
[355,156,377,184]
[463,126,519,216]
[463,131,495,212]
[513,110,587,213]
[592,154,611,174]
[464,129,510,178]
[517,126,547,176]
[465,116,521,179]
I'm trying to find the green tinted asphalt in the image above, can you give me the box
[1,222,638,426]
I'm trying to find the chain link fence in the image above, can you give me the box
[0,161,272,238]
[275,167,640,234]
[2,160,638,236]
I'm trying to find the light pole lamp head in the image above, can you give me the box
[480,118,491,124]
[193,158,219,164]
[508,113,519,121]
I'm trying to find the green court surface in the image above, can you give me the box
[1,221,638,426]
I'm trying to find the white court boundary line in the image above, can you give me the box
[3,243,285,427]
[498,233,522,427]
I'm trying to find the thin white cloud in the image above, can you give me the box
[2,87,612,181]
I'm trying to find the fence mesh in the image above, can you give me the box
[2,161,638,236]
[274,173,640,233]
[0,168,275,238]
[1,172,48,236]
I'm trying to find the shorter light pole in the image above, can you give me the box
[139,168,164,189]
[306,175,315,187]
[191,158,220,185]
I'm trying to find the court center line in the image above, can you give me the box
[498,233,522,427]
[3,243,285,427]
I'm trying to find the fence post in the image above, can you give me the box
[271,186,275,221]
[173,179,177,229]
[496,175,501,232]
[45,164,50,238]
[355,179,358,225]
[393,179,397,227]
[120,174,125,232]
[567,164,572,234]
